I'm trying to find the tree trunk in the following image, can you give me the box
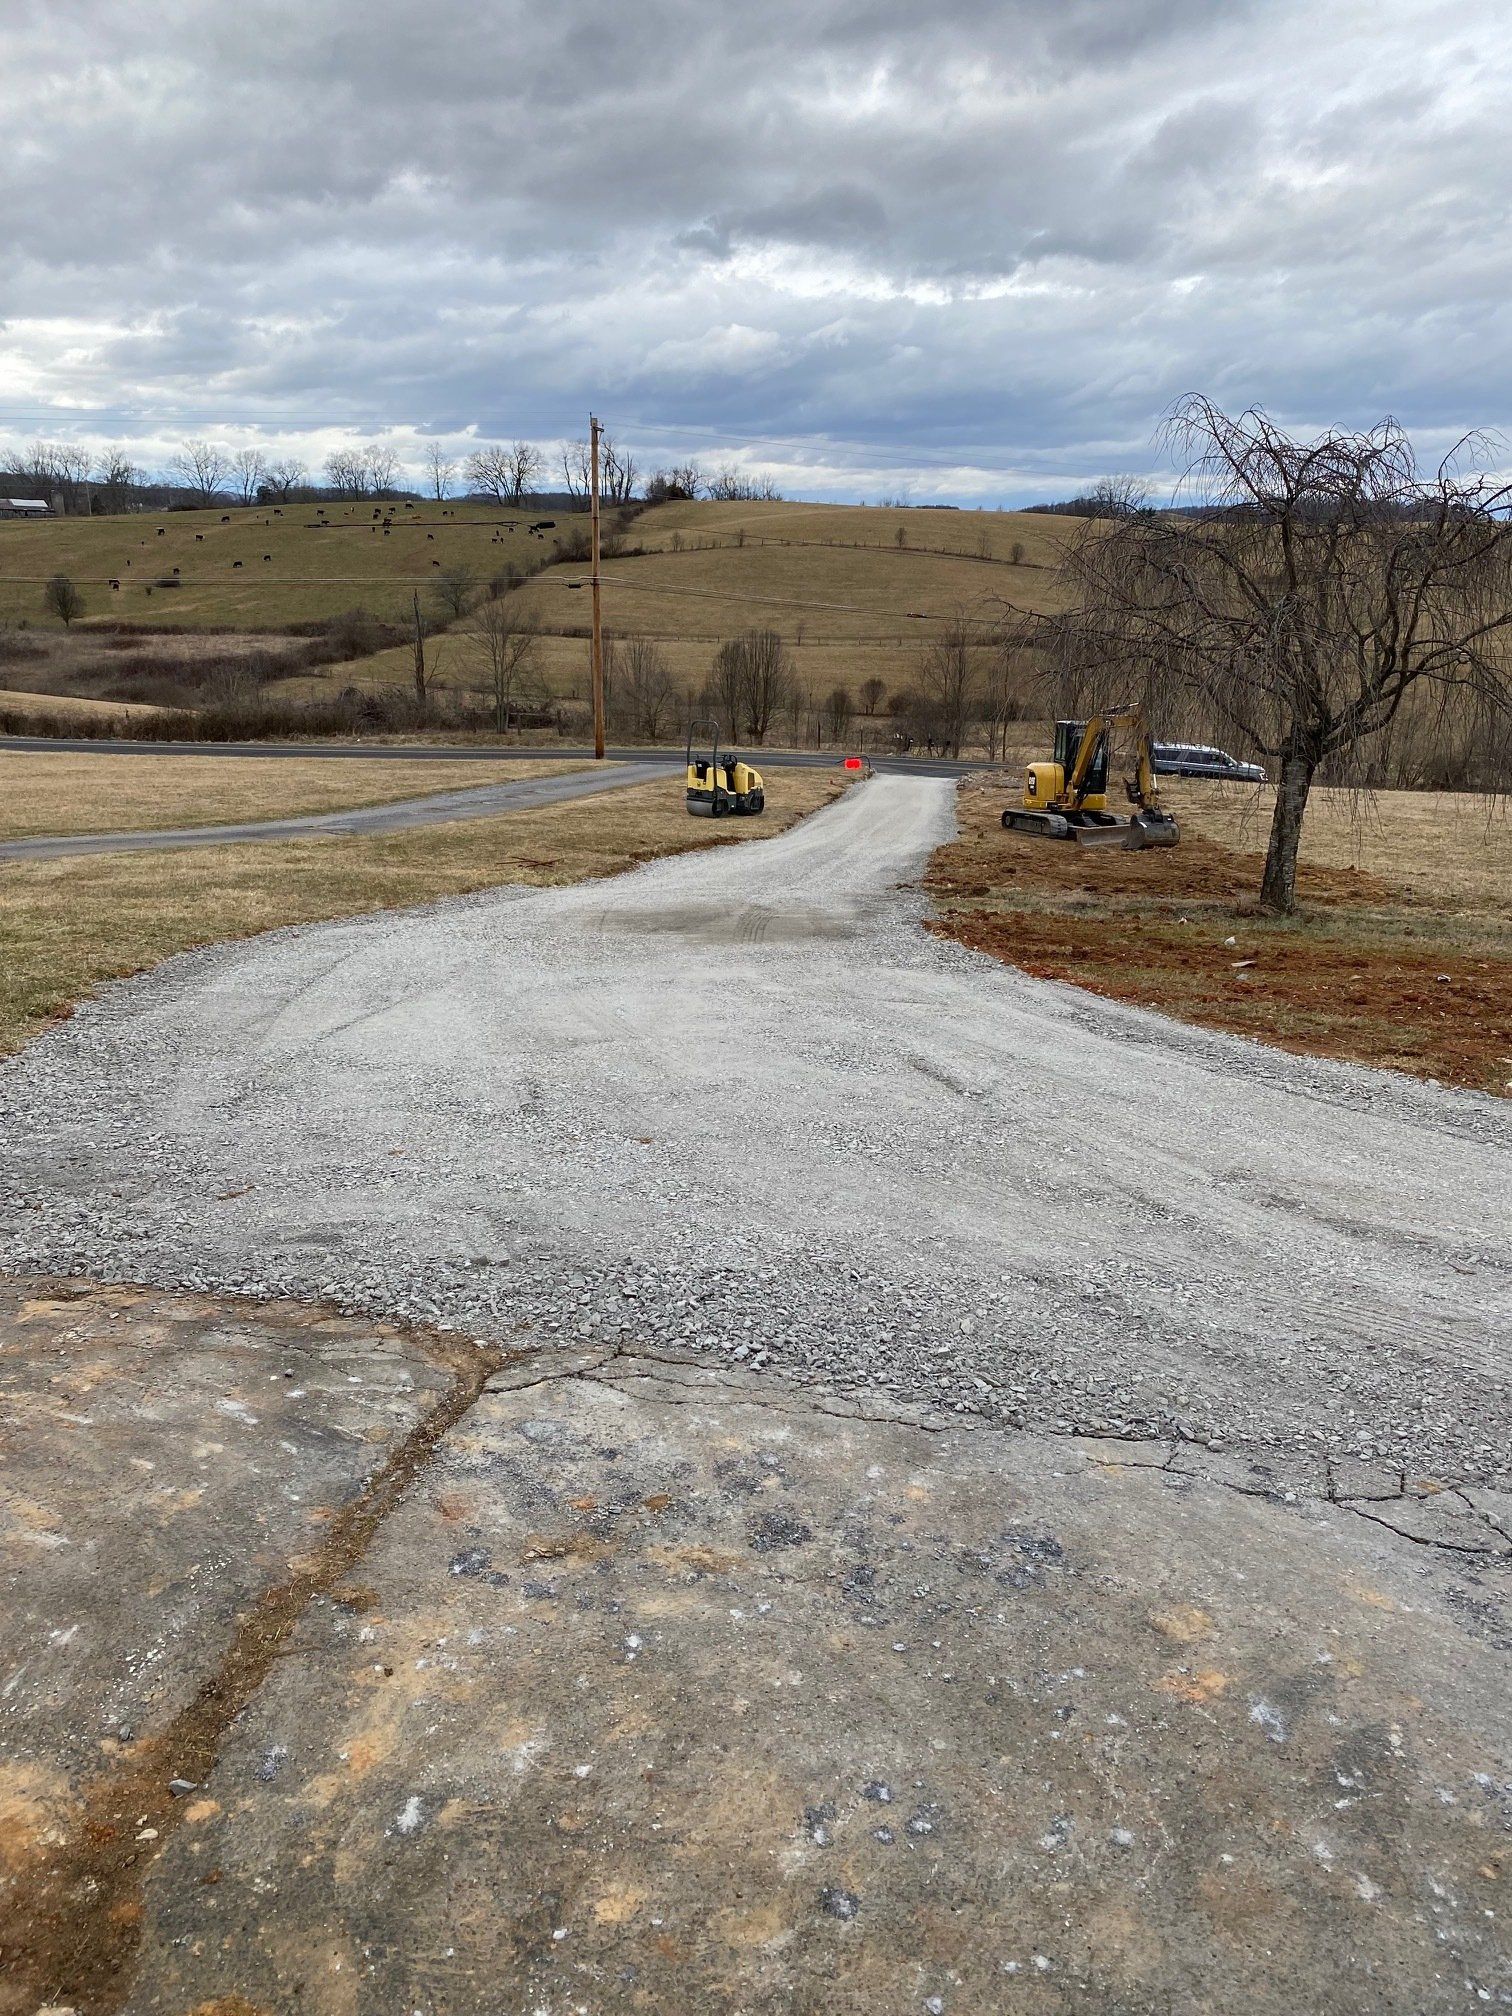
[411,594,427,722]
[1259,750,1316,914]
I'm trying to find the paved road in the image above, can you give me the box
[0,758,667,860]
[1,776,1506,1481]
[0,732,979,777]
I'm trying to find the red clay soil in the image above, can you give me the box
[924,809,1511,1094]
[925,827,1398,909]
[933,908,1512,1093]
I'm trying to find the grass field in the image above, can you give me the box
[928,776,1512,1093]
[0,500,559,630]
[0,766,848,1056]
[0,499,1074,730]
[0,686,166,724]
[0,753,583,840]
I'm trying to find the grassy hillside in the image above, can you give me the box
[0,497,1079,743]
[0,499,560,629]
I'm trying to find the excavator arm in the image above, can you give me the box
[1004,705,1179,851]
[1065,708,1166,815]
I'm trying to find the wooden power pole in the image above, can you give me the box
[589,413,605,760]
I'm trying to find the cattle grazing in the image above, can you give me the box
[233,559,243,568]
[221,514,230,522]
[109,578,120,590]
[195,533,204,541]
[157,527,165,535]
[263,554,271,561]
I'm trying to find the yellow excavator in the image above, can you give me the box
[685,717,765,818]
[1001,708,1179,850]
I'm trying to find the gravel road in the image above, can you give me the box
[1,776,1507,1480]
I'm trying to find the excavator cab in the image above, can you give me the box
[685,717,765,818]
[1004,709,1179,850]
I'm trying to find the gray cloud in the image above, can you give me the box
[1,0,1508,498]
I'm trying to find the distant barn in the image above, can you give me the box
[0,497,49,519]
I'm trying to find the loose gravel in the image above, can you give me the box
[1,777,1508,1483]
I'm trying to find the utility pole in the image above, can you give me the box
[589,413,605,760]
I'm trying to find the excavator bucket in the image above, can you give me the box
[1126,811,1180,850]
[1070,812,1181,851]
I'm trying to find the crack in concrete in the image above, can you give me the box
[0,1313,506,2016]
[520,1344,1512,1565]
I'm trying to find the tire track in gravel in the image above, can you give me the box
[0,777,1507,1480]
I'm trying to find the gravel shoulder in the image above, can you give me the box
[0,775,1508,1484]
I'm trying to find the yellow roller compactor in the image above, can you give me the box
[1002,707,1180,851]
[685,717,765,818]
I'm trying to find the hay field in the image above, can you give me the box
[0,499,560,629]
[265,500,1076,715]
[0,752,583,840]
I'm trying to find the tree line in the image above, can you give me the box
[2,433,784,513]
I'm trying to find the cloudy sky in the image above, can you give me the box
[2,0,1509,501]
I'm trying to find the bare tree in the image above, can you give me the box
[230,447,267,506]
[561,439,591,504]
[507,439,542,501]
[425,443,456,501]
[914,617,979,757]
[980,634,1026,763]
[822,684,854,741]
[362,443,401,496]
[469,600,538,733]
[15,441,60,501]
[169,438,230,500]
[43,574,85,625]
[94,448,138,512]
[859,675,886,715]
[707,467,783,502]
[600,433,638,503]
[15,439,91,509]
[608,637,676,740]
[466,442,541,504]
[54,444,93,511]
[709,628,792,744]
[432,562,479,622]
[1023,397,1512,912]
[263,458,308,499]
[465,444,512,504]
[645,463,704,503]
[324,448,367,498]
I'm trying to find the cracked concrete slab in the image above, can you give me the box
[0,1281,451,1912]
[0,1302,1492,2015]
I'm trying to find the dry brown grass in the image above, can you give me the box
[0,767,848,1057]
[0,686,166,722]
[1173,780,1512,916]
[0,752,582,840]
[262,501,1075,722]
[927,776,1512,1094]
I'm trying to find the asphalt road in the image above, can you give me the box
[0,732,980,777]
[0,758,668,860]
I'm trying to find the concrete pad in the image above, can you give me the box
[121,1355,1510,2015]
[0,1280,446,1866]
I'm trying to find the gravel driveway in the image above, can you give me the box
[1,775,1507,1483]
